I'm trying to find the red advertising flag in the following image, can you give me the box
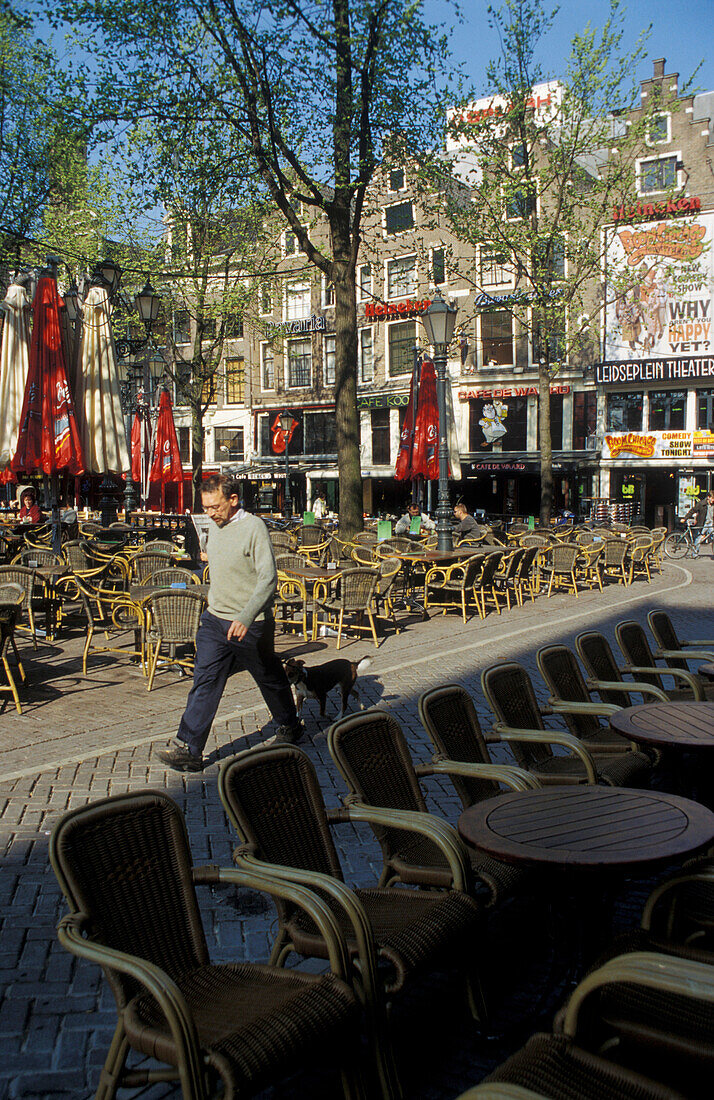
[394,368,417,481]
[270,412,298,455]
[11,276,84,476]
[130,411,150,483]
[411,358,439,480]
[149,389,184,511]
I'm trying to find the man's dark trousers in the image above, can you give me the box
[177,609,297,756]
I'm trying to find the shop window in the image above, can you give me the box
[224,358,245,404]
[573,391,597,449]
[287,337,312,387]
[261,343,274,390]
[285,281,310,320]
[177,426,190,464]
[260,413,303,456]
[359,327,374,383]
[385,202,414,234]
[371,409,391,464]
[638,155,677,194]
[387,255,417,298]
[607,392,643,431]
[324,334,335,386]
[648,390,686,430]
[358,264,372,302]
[432,248,445,285]
[215,427,244,462]
[537,393,564,450]
[389,167,405,192]
[697,389,714,430]
[502,397,528,450]
[481,310,513,366]
[468,397,526,451]
[304,411,337,456]
[388,320,416,376]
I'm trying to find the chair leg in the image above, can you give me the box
[82,624,94,676]
[1,654,22,713]
[95,1019,130,1100]
[9,636,25,680]
[147,641,162,692]
[367,609,379,648]
[336,610,344,650]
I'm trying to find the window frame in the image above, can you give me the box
[358,263,373,302]
[359,326,374,384]
[387,319,417,378]
[647,389,687,431]
[223,357,245,405]
[636,152,681,195]
[284,280,311,321]
[287,336,312,389]
[389,167,406,192]
[384,201,415,236]
[386,253,418,299]
[260,342,275,392]
[646,111,671,146]
[321,276,335,308]
[214,426,245,463]
[431,246,446,286]
[480,309,515,368]
[606,391,644,432]
[324,333,336,386]
[480,247,515,289]
[504,185,537,222]
[370,408,391,465]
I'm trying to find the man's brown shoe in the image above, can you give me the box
[156,739,204,772]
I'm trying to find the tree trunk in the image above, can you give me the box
[333,258,363,537]
[538,360,553,526]
[191,406,204,511]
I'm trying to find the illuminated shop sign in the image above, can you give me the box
[364,299,431,320]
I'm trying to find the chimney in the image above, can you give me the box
[653,58,665,80]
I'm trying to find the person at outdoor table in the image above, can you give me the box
[684,491,714,555]
[17,488,41,525]
[395,502,435,535]
[452,501,479,539]
[156,472,303,773]
[311,488,327,519]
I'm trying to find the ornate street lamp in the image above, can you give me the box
[116,280,163,517]
[421,288,458,552]
[278,410,294,518]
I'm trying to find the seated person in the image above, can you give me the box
[452,501,479,539]
[17,488,42,525]
[395,502,435,536]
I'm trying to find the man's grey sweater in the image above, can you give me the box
[207,514,277,628]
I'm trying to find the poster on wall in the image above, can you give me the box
[602,429,714,460]
[605,212,714,363]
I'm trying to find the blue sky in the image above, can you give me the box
[428,0,713,97]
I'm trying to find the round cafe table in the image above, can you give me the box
[610,701,714,753]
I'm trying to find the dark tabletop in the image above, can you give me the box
[457,786,714,871]
[697,662,714,680]
[610,701,714,750]
[392,547,492,563]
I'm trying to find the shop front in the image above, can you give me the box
[601,430,714,527]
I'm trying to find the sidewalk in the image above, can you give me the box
[0,557,709,1098]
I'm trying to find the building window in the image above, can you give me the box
[287,337,312,387]
[505,188,536,220]
[285,281,311,320]
[322,278,335,307]
[284,230,298,256]
[481,249,513,287]
[502,397,528,450]
[387,255,417,298]
[697,389,714,430]
[173,309,191,345]
[177,426,190,464]
[511,142,526,168]
[223,359,245,404]
[358,263,372,302]
[385,202,414,235]
[215,427,244,462]
[639,155,677,194]
[371,409,391,464]
[388,320,416,376]
[324,334,335,386]
[201,317,217,340]
[535,237,565,280]
[260,343,274,390]
[260,284,272,315]
[199,373,216,404]
[389,167,405,192]
[224,314,243,339]
[647,112,670,144]
[432,247,445,285]
[304,411,337,456]
[573,391,597,449]
[481,310,513,366]
[359,327,374,383]
[607,392,643,431]
[537,394,564,450]
[260,413,303,457]
[648,389,686,430]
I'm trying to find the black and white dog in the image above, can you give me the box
[284,656,373,717]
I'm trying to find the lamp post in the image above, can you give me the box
[421,288,458,552]
[278,411,294,519]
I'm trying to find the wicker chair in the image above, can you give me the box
[495,547,525,610]
[649,527,667,573]
[274,552,308,574]
[423,555,484,623]
[313,568,381,648]
[140,539,176,554]
[12,546,62,567]
[0,565,41,647]
[130,550,173,584]
[145,567,198,586]
[535,643,645,755]
[218,744,486,1089]
[50,790,364,1100]
[374,536,414,559]
[574,631,673,709]
[472,552,503,617]
[55,571,145,674]
[520,533,550,548]
[615,620,712,701]
[513,545,540,603]
[268,529,295,555]
[538,543,581,597]
[275,575,310,641]
[372,557,402,632]
[330,707,527,904]
[296,524,331,564]
[481,661,652,787]
[626,535,653,584]
[647,609,714,675]
[351,544,377,566]
[145,589,205,691]
[600,539,630,586]
[0,583,26,713]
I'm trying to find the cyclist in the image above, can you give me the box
[684,491,714,555]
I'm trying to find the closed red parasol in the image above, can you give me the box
[130,410,151,500]
[11,276,84,477]
[394,360,419,481]
[411,358,439,480]
[149,389,184,512]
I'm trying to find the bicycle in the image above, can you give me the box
[664,521,714,559]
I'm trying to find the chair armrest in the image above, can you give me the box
[417,758,541,791]
[423,566,450,585]
[457,1085,549,1100]
[492,725,598,783]
[193,864,350,979]
[681,639,714,648]
[585,678,669,702]
[546,699,622,717]
[561,951,714,1039]
[656,647,714,663]
[624,665,705,700]
[339,799,473,893]
[640,862,714,934]
[57,912,207,1098]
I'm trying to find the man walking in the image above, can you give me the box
[684,491,714,556]
[156,473,303,772]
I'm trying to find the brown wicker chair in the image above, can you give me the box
[472,551,503,617]
[0,565,42,647]
[313,567,381,648]
[0,583,25,712]
[145,589,205,691]
[626,536,653,584]
[538,543,581,597]
[423,555,484,623]
[275,574,310,640]
[647,608,714,677]
[574,631,672,708]
[50,790,365,1100]
[12,546,62,567]
[218,744,486,1091]
[600,538,630,586]
[481,662,652,787]
[145,567,198,587]
[329,705,536,907]
[267,529,295,555]
[130,550,172,583]
[615,620,711,701]
[495,547,526,610]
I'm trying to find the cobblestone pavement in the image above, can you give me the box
[0,556,712,1098]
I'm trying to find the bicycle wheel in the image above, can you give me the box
[664,532,691,559]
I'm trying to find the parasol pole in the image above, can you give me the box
[410,349,421,507]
